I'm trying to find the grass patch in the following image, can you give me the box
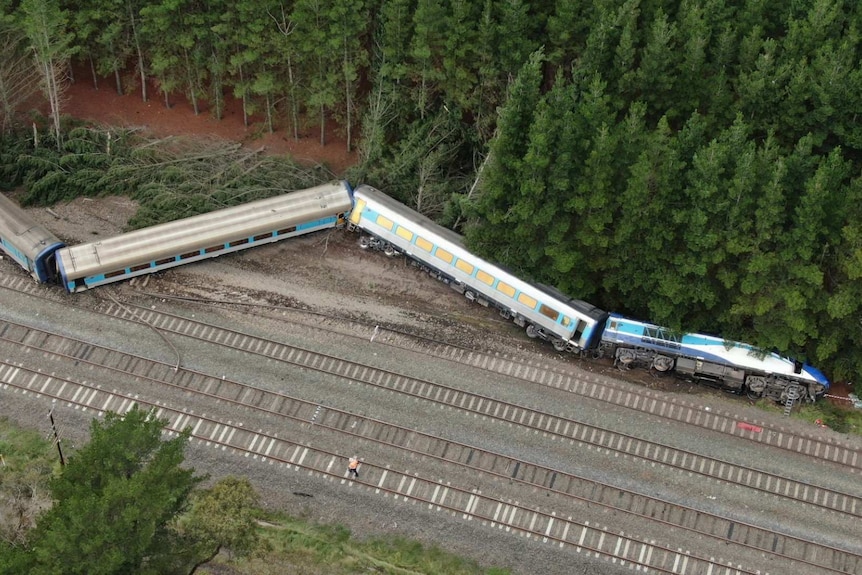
[755,399,862,435]
[200,513,511,575]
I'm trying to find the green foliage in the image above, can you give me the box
[181,476,262,560]
[5,0,862,382]
[467,2,862,382]
[0,418,56,549]
[18,406,204,575]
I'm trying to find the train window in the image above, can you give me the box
[130,263,150,272]
[476,270,494,285]
[204,245,223,254]
[277,226,297,235]
[496,281,516,298]
[376,215,394,230]
[396,226,413,241]
[561,315,571,327]
[455,259,474,275]
[156,257,175,266]
[349,199,366,225]
[435,247,453,263]
[105,269,126,278]
[231,238,251,247]
[539,304,559,322]
[517,292,538,308]
[415,236,433,252]
[180,250,200,260]
[253,232,272,241]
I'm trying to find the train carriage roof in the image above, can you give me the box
[57,181,353,281]
[0,193,65,260]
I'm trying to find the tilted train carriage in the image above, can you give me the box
[0,193,65,283]
[55,181,354,292]
[348,184,609,352]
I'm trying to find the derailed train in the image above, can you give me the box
[0,182,830,402]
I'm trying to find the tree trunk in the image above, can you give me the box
[128,0,147,102]
[89,56,98,89]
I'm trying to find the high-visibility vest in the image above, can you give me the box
[349,458,358,469]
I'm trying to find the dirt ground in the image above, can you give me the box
[63,70,357,174]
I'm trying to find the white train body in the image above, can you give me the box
[348,184,608,352]
[56,181,354,292]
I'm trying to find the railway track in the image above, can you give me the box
[2,355,858,575]
[135,285,862,474]
[4,274,858,477]
[2,316,861,574]
[83,301,862,515]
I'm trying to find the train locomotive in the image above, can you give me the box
[0,183,830,402]
[347,185,830,403]
[598,314,829,403]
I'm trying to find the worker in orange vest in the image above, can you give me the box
[348,456,360,478]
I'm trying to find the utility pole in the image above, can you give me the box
[48,409,65,466]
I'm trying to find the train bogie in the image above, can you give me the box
[348,185,608,352]
[0,193,65,283]
[56,181,354,292]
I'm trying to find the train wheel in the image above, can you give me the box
[652,355,674,372]
[384,244,397,257]
[552,338,567,352]
[526,324,539,338]
[359,236,372,249]
[615,348,637,368]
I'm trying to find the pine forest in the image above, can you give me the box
[2,0,862,385]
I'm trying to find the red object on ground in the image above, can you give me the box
[736,422,763,433]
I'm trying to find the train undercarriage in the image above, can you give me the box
[600,343,817,403]
[356,233,578,353]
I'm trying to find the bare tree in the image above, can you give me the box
[0,25,41,135]
[21,0,73,146]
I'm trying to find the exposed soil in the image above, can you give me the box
[63,71,357,174]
